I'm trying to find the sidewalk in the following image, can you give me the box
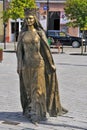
[0,43,87,130]
[0,42,17,53]
[0,42,87,55]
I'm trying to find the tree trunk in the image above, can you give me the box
[0,49,3,62]
[81,30,84,55]
[14,20,17,51]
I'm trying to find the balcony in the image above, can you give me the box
[36,0,66,3]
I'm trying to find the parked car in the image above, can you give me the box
[47,30,82,48]
[83,32,87,45]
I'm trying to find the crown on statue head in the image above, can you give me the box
[24,8,39,16]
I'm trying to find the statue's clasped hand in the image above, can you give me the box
[17,68,22,75]
[51,65,56,73]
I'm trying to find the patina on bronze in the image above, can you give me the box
[16,8,68,123]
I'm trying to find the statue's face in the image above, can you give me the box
[25,15,35,26]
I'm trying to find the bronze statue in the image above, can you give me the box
[16,8,68,123]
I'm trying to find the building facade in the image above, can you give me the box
[36,0,79,37]
[0,1,4,42]
[0,0,23,42]
[0,0,80,43]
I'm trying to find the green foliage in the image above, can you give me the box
[0,48,3,50]
[64,0,87,29]
[3,0,37,22]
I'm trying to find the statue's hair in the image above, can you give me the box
[21,14,44,32]
[21,7,45,36]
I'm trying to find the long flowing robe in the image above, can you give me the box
[38,30,63,116]
[16,29,67,122]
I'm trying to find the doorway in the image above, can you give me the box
[48,11,60,30]
[54,19,60,30]
[11,22,19,42]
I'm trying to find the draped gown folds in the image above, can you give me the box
[16,29,68,122]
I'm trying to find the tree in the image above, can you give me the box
[3,0,36,21]
[3,0,37,50]
[64,0,87,54]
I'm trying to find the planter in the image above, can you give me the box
[0,49,3,62]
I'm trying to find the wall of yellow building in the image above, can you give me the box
[0,2,4,42]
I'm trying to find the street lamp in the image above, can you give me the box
[3,0,6,49]
[47,0,49,37]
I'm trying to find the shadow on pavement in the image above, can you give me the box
[57,63,87,67]
[40,121,86,130]
[3,50,16,53]
[0,112,29,123]
[70,53,87,56]
[0,112,87,130]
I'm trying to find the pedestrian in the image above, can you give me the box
[48,37,54,46]
[47,37,51,46]
[56,39,62,53]
[16,7,68,124]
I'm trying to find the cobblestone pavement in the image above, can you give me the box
[0,43,87,130]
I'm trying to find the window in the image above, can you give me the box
[59,32,66,36]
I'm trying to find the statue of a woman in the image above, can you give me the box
[16,8,68,123]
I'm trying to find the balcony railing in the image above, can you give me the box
[36,0,66,3]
